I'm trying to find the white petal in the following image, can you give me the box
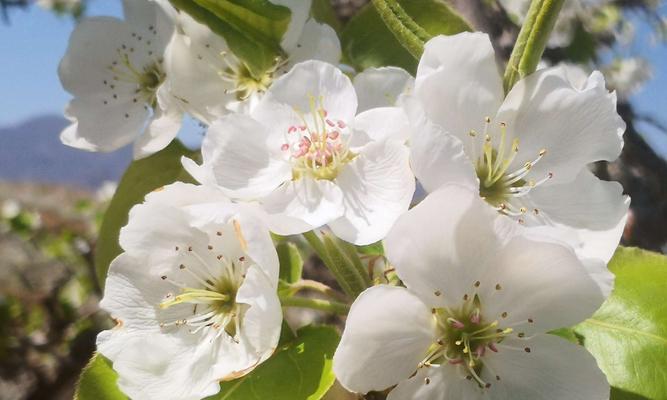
[351,107,410,147]
[62,95,149,152]
[163,30,234,124]
[353,66,414,112]
[334,286,436,394]
[496,68,625,184]
[58,17,132,96]
[415,33,504,144]
[261,178,345,234]
[204,114,292,199]
[404,95,478,193]
[528,169,629,231]
[287,19,341,66]
[329,140,414,245]
[384,185,514,308]
[387,366,480,400]
[484,335,609,400]
[271,0,313,51]
[97,253,163,348]
[123,0,174,47]
[230,208,281,285]
[133,101,182,159]
[112,334,222,400]
[260,60,358,124]
[232,266,282,372]
[479,235,607,336]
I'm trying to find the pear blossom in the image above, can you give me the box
[58,0,183,158]
[333,184,611,400]
[163,0,342,123]
[407,32,629,270]
[183,60,415,245]
[97,182,282,400]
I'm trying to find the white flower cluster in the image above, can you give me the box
[58,1,629,399]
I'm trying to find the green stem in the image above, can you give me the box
[302,231,369,298]
[288,279,348,302]
[371,0,431,59]
[280,295,350,315]
[503,0,566,93]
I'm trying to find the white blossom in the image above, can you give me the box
[58,0,183,159]
[97,183,282,400]
[407,32,629,280]
[183,60,415,245]
[333,184,611,400]
[162,0,342,124]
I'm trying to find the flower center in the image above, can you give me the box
[158,228,250,341]
[280,95,354,181]
[469,118,553,223]
[421,293,512,389]
[218,51,285,100]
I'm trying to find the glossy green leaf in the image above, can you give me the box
[169,0,290,76]
[574,247,667,400]
[94,141,198,288]
[277,241,304,284]
[207,325,340,400]
[341,0,471,73]
[75,354,128,400]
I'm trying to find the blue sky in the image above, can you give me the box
[1,1,665,156]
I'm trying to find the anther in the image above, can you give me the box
[495,284,502,290]
[524,347,531,353]
[474,281,481,287]
[207,245,213,250]
[434,290,442,296]
[425,377,431,385]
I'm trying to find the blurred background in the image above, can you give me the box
[0,0,665,399]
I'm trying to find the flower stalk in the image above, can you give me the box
[280,295,350,315]
[503,0,566,93]
[370,0,431,59]
[303,231,370,299]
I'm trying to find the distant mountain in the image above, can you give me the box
[0,115,132,189]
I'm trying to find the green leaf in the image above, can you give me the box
[207,325,340,400]
[75,354,128,400]
[277,242,304,284]
[574,247,667,400]
[94,141,198,288]
[311,0,342,33]
[169,0,290,77]
[341,0,471,74]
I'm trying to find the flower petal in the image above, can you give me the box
[232,265,282,371]
[387,365,480,400]
[203,114,292,199]
[479,235,607,336]
[334,286,436,394]
[58,17,132,96]
[351,107,410,147]
[415,32,505,144]
[133,98,182,159]
[384,184,514,308]
[528,169,629,231]
[111,334,222,400]
[287,19,341,67]
[261,178,345,234]
[404,95,478,193]
[484,335,609,400]
[162,30,234,124]
[496,67,625,184]
[259,60,357,124]
[328,140,414,245]
[61,94,149,152]
[353,66,414,112]
[271,0,312,51]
